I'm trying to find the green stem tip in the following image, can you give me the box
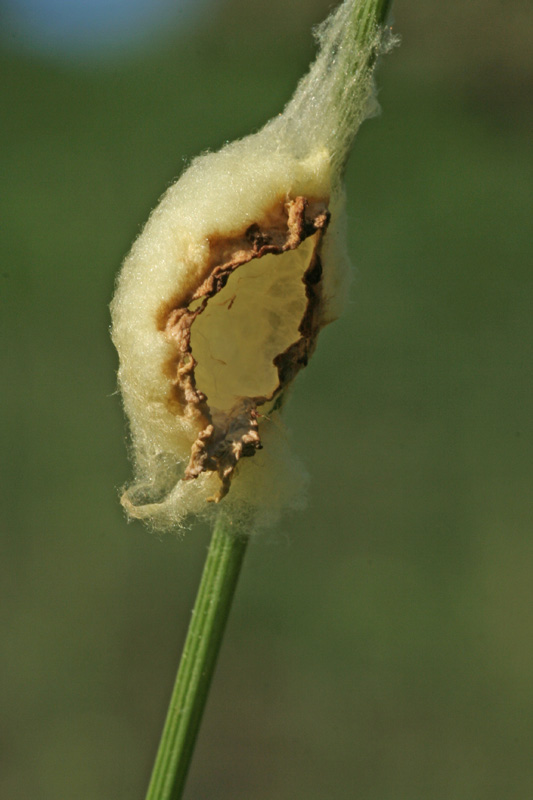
[145,515,249,800]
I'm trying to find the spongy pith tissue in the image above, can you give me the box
[111,0,395,530]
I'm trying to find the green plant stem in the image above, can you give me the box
[355,0,394,60]
[356,0,393,32]
[145,515,249,800]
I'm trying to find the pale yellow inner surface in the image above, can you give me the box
[190,235,316,412]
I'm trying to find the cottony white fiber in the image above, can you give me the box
[111,0,394,530]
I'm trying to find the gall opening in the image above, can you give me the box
[164,196,330,500]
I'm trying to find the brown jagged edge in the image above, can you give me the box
[161,195,330,502]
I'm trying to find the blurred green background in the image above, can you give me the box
[1,1,532,798]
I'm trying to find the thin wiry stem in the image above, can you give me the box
[145,515,248,800]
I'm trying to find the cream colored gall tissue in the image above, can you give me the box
[111,0,394,529]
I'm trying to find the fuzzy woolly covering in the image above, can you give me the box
[110,0,394,530]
